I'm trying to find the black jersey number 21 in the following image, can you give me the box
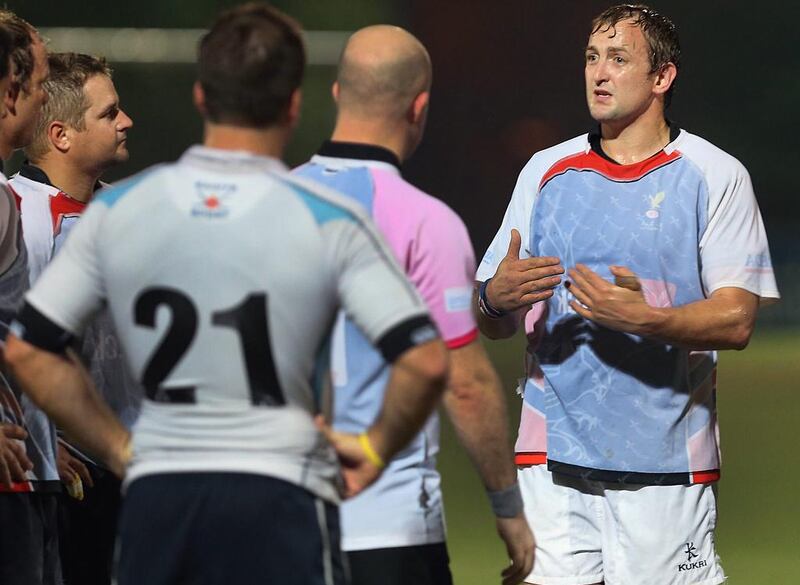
[134,288,285,406]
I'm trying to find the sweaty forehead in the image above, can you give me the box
[588,19,645,50]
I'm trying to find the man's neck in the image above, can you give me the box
[330,117,408,163]
[32,157,99,203]
[599,107,671,165]
[203,123,288,160]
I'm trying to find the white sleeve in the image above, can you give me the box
[698,161,780,302]
[24,201,107,334]
[475,158,539,282]
[18,189,54,284]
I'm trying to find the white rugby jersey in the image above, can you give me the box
[0,173,60,492]
[14,146,434,502]
[11,165,142,432]
[478,127,779,485]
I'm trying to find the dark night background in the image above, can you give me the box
[6,0,797,323]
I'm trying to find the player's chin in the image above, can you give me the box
[114,146,130,162]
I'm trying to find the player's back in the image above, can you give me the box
[295,149,477,549]
[40,145,425,502]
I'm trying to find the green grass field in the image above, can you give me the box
[438,328,800,584]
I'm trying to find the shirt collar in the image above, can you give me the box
[316,141,402,171]
[181,145,289,174]
[18,162,105,193]
[19,162,54,186]
[588,121,681,165]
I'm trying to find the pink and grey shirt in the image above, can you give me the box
[295,142,477,550]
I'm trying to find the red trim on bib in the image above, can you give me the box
[0,481,34,493]
[515,452,547,466]
[689,470,720,484]
[539,149,682,191]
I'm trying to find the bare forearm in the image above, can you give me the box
[477,309,520,340]
[368,340,448,461]
[638,291,759,350]
[5,337,129,474]
[443,341,517,491]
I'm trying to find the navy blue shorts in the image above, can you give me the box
[348,543,453,585]
[116,473,347,585]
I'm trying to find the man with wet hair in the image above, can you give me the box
[476,4,778,584]
[296,25,534,585]
[5,4,449,585]
[10,51,135,585]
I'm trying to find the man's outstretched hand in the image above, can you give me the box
[485,229,563,313]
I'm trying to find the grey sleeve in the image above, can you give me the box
[0,185,20,276]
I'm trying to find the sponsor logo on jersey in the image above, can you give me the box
[191,182,236,218]
[640,190,666,231]
[645,191,666,219]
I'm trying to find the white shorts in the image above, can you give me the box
[519,465,726,585]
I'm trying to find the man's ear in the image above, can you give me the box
[47,121,70,154]
[193,81,207,117]
[287,88,302,129]
[409,90,429,125]
[4,80,20,117]
[331,81,340,104]
[653,62,677,97]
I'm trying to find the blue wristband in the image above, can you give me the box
[478,278,506,318]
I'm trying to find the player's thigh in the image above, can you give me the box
[519,465,605,585]
[116,473,347,585]
[348,542,453,585]
[601,482,725,585]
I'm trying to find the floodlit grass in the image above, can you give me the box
[439,328,800,584]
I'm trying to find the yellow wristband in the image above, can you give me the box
[120,436,133,466]
[358,432,385,469]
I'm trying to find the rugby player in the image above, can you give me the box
[476,4,779,585]
[10,51,136,585]
[0,10,56,585]
[296,25,533,585]
[4,4,448,585]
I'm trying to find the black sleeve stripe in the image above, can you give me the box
[376,315,439,364]
[11,302,74,354]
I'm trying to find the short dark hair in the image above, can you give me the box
[198,2,305,128]
[25,53,113,161]
[591,4,681,106]
[0,10,37,93]
[0,25,12,81]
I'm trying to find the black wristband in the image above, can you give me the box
[478,278,506,318]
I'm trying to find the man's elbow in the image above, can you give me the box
[413,340,450,396]
[3,334,32,373]
[727,322,755,351]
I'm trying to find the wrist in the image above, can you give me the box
[111,432,132,477]
[479,278,506,319]
[487,481,524,518]
[360,429,387,469]
[637,305,668,337]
